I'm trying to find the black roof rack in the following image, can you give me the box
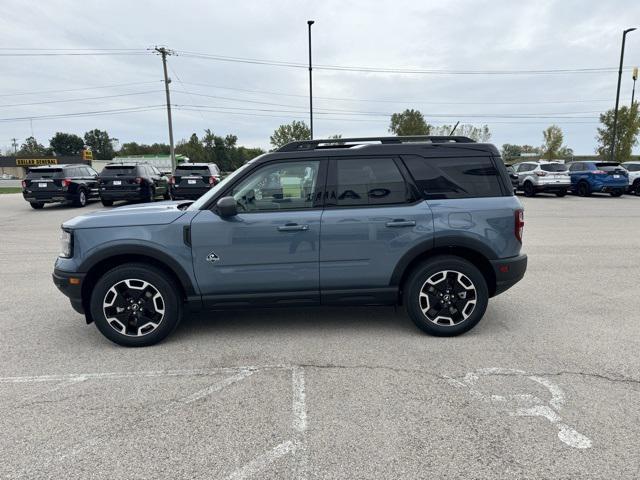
[277,135,476,152]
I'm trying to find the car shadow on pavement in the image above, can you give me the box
[169,306,419,341]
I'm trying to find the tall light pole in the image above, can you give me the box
[632,66,638,106]
[307,20,315,139]
[610,28,636,162]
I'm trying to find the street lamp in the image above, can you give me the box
[632,66,638,106]
[610,27,636,162]
[307,20,315,140]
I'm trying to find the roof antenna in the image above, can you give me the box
[449,121,460,135]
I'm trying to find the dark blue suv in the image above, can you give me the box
[53,136,527,346]
[567,161,628,197]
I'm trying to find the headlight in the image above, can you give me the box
[59,229,73,258]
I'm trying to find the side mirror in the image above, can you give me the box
[216,196,238,217]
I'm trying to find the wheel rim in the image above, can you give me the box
[102,278,165,336]
[419,270,477,326]
[79,191,86,205]
[525,183,533,195]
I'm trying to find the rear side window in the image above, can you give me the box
[626,164,640,172]
[540,163,567,172]
[403,156,503,199]
[26,168,63,179]
[334,158,409,206]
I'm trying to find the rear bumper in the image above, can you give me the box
[170,186,210,200]
[99,188,143,201]
[52,269,86,314]
[490,254,527,296]
[23,191,73,203]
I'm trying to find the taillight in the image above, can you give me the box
[169,176,175,185]
[592,170,606,175]
[21,180,27,188]
[62,178,72,188]
[134,177,142,184]
[515,209,524,243]
[534,171,547,176]
[209,175,216,185]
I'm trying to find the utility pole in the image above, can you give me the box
[611,28,636,162]
[154,46,176,172]
[11,138,18,154]
[307,20,315,139]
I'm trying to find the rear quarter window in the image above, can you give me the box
[403,155,504,199]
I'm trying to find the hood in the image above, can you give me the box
[63,201,193,229]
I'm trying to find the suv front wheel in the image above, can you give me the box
[89,263,182,347]
[405,256,488,336]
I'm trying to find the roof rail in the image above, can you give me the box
[277,135,476,152]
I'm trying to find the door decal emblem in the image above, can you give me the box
[206,252,220,263]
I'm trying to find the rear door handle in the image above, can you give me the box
[277,223,309,232]
[385,219,416,228]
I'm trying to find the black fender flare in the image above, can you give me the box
[78,242,198,297]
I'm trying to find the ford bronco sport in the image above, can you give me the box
[53,136,527,347]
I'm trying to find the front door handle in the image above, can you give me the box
[277,223,309,232]
[385,219,416,228]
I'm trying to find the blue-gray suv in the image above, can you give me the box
[53,136,527,347]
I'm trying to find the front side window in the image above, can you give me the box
[569,163,582,172]
[231,160,320,212]
[334,157,408,206]
[403,156,503,199]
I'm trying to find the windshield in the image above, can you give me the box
[27,168,63,179]
[188,156,263,210]
[540,163,567,172]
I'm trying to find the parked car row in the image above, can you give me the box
[21,161,221,209]
[506,160,640,197]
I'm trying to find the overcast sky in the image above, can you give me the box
[1,0,639,155]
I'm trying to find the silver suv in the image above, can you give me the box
[621,161,640,195]
[514,160,570,197]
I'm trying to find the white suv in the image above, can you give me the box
[513,160,571,197]
[621,161,640,195]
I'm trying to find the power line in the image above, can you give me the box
[0,90,164,108]
[0,80,162,98]
[0,105,166,122]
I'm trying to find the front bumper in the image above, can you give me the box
[52,268,86,314]
[490,254,527,296]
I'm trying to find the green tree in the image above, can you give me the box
[84,129,117,160]
[596,103,640,161]
[521,145,540,154]
[176,133,205,163]
[49,132,84,156]
[118,142,170,156]
[270,121,311,149]
[388,109,431,136]
[541,125,566,160]
[501,144,523,162]
[17,136,48,156]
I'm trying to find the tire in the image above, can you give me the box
[163,190,171,200]
[405,256,489,337]
[101,198,114,207]
[73,189,87,207]
[555,190,567,197]
[577,181,591,197]
[523,181,535,197]
[89,263,182,347]
[633,180,640,196]
[143,186,155,203]
[29,202,44,209]
[610,190,623,197]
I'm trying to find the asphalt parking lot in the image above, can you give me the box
[1,192,639,479]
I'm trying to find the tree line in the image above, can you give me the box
[9,102,639,169]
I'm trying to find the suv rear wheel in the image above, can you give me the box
[405,256,488,336]
[101,198,114,207]
[89,263,182,347]
[577,181,591,197]
[73,189,87,207]
[523,181,536,197]
[29,202,44,209]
